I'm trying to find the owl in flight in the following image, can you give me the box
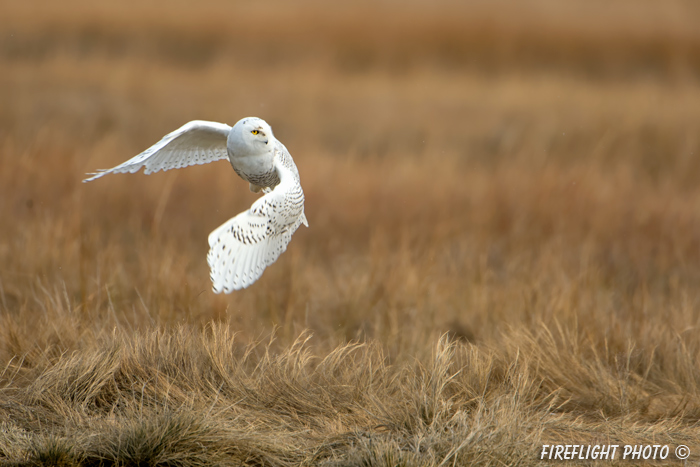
[84,117,308,293]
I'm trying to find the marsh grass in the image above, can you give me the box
[1,0,700,465]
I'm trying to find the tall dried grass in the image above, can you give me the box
[1,0,700,465]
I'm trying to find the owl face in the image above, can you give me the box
[230,117,274,154]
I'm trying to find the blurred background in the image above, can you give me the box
[1,0,700,357]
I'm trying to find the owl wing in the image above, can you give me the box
[83,120,231,182]
[207,156,307,293]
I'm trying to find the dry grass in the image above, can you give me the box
[1,0,700,465]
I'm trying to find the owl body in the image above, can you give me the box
[229,155,279,189]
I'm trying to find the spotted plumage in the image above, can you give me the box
[84,117,308,293]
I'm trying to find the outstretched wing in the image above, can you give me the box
[207,157,307,293]
[83,120,231,182]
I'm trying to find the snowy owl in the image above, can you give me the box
[83,117,308,293]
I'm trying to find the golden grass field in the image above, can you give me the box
[1,0,700,465]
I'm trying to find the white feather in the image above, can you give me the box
[206,159,305,292]
[83,120,231,182]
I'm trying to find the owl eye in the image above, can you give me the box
[251,130,259,135]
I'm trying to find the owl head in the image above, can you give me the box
[228,117,275,155]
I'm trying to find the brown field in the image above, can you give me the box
[1,0,700,465]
